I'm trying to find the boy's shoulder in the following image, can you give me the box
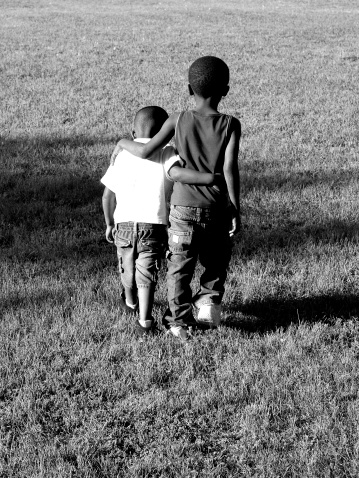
[112,148,128,163]
[109,149,139,173]
[180,109,239,123]
[228,115,241,132]
[161,144,178,163]
[229,114,241,125]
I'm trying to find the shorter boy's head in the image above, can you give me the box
[188,56,230,99]
[132,106,168,139]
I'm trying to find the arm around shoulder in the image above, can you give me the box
[169,165,216,185]
[119,113,179,159]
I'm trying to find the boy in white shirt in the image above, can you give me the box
[101,106,219,335]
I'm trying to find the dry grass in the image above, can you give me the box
[1,0,359,476]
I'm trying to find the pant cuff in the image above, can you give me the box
[137,283,155,289]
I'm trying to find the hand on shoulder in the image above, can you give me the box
[110,141,123,165]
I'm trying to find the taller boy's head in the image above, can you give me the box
[188,56,230,99]
[133,106,168,139]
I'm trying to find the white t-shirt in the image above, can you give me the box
[101,139,179,225]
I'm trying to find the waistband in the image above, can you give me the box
[170,204,228,212]
[115,222,167,231]
[170,204,231,222]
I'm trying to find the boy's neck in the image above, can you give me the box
[192,95,222,115]
[133,129,152,140]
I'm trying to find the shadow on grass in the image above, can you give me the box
[1,289,74,317]
[0,134,115,233]
[224,294,359,333]
[0,134,118,155]
[2,135,358,245]
[1,171,106,255]
[0,167,117,270]
[2,136,359,331]
[236,220,359,257]
[241,160,359,193]
[0,134,129,173]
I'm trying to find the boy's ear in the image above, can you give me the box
[132,130,136,139]
[188,84,194,96]
[222,85,230,98]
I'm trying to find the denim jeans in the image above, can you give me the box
[164,205,232,328]
[114,222,167,291]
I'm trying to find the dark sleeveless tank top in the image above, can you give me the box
[173,110,232,207]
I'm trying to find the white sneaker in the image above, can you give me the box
[168,325,189,341]
[195,303,221,327]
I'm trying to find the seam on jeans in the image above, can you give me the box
[168,228,191,236]
[141,239,161,245]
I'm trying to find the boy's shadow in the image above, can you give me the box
[223,294,359,333]
[222,208,359,333]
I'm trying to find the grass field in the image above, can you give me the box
[1,0,359,476]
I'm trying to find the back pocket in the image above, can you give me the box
[114,232,131,248]
[168,228,192,252]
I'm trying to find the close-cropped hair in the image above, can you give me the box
[188,56,230,98]
[134,106,168,136]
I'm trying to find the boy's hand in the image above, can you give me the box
[105,225,115,243]
[229,211,241,238]
[110,142,123,165]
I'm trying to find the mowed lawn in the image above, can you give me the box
[1,0,359,476]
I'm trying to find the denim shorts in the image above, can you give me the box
[114,222,167,290]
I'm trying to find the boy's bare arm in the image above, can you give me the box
[102,187,116,243]
[118,113,178,159]
[110,142,122,165]
[223,117,241,236]
[169,165,222,185]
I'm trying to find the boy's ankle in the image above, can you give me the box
[138,318,153,328]
[126,299,138,310]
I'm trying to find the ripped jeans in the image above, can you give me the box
[164,205,232,328]
[114,222,167,291]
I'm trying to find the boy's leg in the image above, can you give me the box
[137,285,155,323]
[164,206,198,329]
[135,224,167,329]
[194,211,232,325]
[123,286,138,309]
[114,223,138,313]
[197,223,231,301]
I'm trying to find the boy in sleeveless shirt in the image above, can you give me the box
[116,57,241,340]
[102,106,220,336]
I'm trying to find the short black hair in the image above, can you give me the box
[188,56,230,98]
[133,106,168,137]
